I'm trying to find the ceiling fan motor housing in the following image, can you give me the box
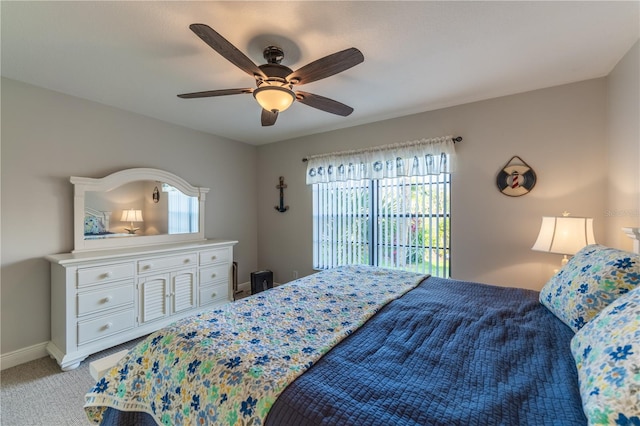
[258,46,297,87]
[257,64,293,81]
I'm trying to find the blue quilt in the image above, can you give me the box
[93,273,587,425]
[265,277,587,425]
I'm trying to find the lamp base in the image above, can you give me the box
[124,228,139,234]
[552,254,571,274]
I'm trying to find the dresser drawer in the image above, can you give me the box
[77,263,134,287]
[77,309,135,345]
[199,264,229,286]
[199,248,230,266]
[77,283,134,316]
[199,282,229,306]
[138,253,197,274]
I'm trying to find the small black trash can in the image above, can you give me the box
[250,270,273,294]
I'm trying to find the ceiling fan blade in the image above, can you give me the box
[261,109,278,126]
[177,88,253,99]
[189,24,265,79]
[287,48,364,85]
[296,91,354,116]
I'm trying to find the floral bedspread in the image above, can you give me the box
[85,265,427,425]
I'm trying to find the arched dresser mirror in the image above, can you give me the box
[71,168,208,252]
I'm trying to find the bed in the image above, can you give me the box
[85,244,640,425]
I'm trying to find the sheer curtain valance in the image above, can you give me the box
[305,135,457,184]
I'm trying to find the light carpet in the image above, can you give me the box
[1,338,145,426]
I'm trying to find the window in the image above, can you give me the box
[307,135,457,277]
[313,173,451,277]
[163,184,199,234]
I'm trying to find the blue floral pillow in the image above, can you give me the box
[570,286,640,425]
[84,216,107,235]
[539,244,640,331]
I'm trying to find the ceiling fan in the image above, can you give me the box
[178,24,364,126]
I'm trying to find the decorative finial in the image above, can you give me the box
[562,211,570,217]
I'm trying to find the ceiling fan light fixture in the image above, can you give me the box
[179,24,364,124]
[253,85,296,113]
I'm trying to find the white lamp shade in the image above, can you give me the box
[121,209,143,223]
[253,86,295,112]
[532,216,595,255]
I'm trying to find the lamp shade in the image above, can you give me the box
[121,209,143,223]
[532,216,595,255]
[253,86,295,112]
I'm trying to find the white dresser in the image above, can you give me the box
[46,239,237,370]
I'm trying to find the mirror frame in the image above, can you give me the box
[71,168,209,252]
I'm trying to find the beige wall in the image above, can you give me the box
[257,79,609,290]
[2,41,638,362]
[1,77,258,354]
[605,40,640,250]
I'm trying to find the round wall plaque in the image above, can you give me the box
[496,156,536,197]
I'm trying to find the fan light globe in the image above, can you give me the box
[253,86,295,113]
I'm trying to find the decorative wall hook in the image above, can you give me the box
[275,176,289,212]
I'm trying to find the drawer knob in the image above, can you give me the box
[144,263,153,269]
[103,271,112,278]
[102,296,112,304]
[211,292,217,298]
[211,256,217,260]
[184,258,191,263]
[211,273,216,278]
[104,322,112,330]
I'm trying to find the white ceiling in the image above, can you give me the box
[2,1,638,145]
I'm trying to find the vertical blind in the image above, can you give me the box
[309,135,456,277]
[312,180,371,269]
[164,184,199,234]
[313,174,451,277]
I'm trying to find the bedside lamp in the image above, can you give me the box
[121,209,143,234]
[532,212,596,267]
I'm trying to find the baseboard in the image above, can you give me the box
[234,281,283,300]
[240,280,283,289]
[233,281,251,300]
[1,341,49,371]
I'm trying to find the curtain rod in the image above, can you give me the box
[301,136,462,162]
